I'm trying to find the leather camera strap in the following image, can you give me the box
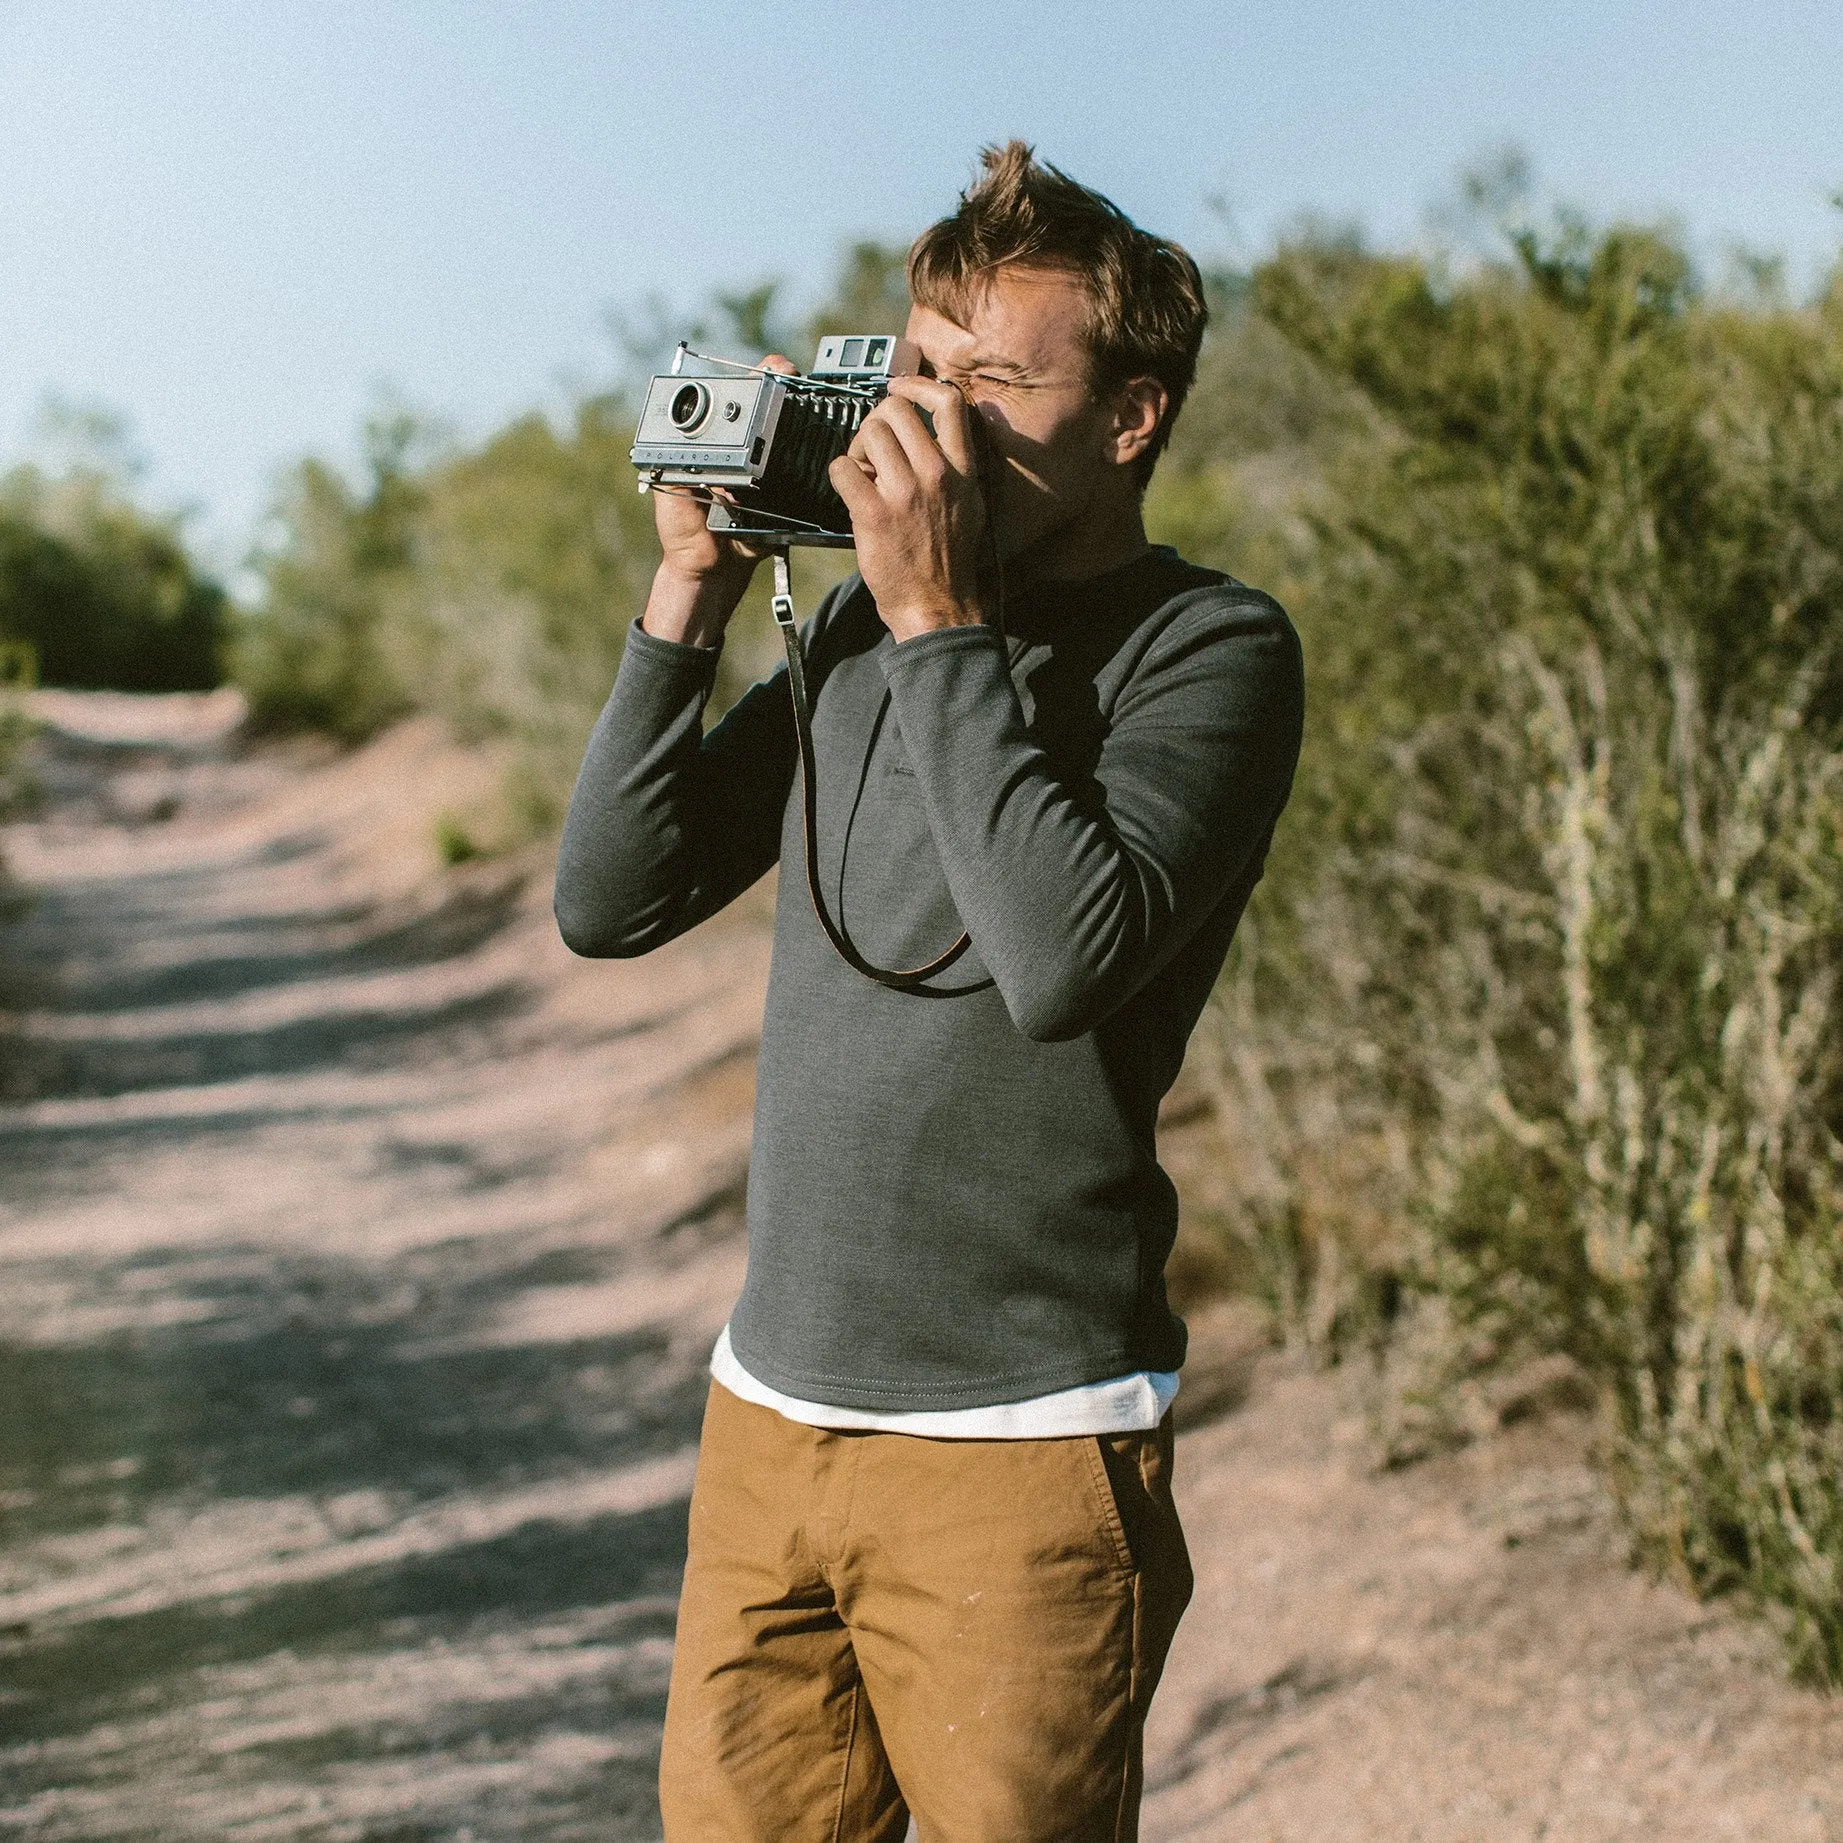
[770,552,972,991]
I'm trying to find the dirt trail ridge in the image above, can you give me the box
[0,692,1836,1841]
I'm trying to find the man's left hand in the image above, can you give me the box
[827,376,988,643]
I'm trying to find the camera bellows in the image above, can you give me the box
[746,386,866,534]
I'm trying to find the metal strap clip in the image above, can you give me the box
[770,552,797,632]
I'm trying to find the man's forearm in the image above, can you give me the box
[554,621,793,958]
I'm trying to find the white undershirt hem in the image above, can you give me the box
[710,1325,1178,1439]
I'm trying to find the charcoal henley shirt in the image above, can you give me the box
[554,546,1303,1412]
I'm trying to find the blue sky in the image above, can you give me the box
[2,0,1839,571]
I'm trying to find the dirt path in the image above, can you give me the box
[1,695,1837,1841]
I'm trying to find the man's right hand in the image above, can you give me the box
[641,355,796,649]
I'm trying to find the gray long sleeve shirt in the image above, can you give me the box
[555,546,1303,1411]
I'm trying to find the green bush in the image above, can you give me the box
[230,413,425,742]
[381,397,662,821]
[1190,213,1843,1677]
[0,464,226,691]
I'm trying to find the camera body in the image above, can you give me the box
[630,334,920,546]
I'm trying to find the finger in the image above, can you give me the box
[884,373,961,416]
[827,452,878,517]
[760,354,797,375]
[869,394,951,479]
[851,416,918,493]
[885,375,975,475]
[652,484,715,538]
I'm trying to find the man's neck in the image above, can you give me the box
[1005,491,1151,587]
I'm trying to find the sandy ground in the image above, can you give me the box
[0,693,1837,1841]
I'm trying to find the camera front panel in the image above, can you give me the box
[631,373,783,487]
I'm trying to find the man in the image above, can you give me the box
[555,143,1303,1842]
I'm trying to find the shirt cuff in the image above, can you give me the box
[620,616,724,679]
[876,621,1007,679]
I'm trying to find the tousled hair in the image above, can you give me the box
[907,141,1207,482]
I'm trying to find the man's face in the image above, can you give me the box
[904,266,1127,564]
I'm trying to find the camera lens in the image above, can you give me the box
[669,382,711,433]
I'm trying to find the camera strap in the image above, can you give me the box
[770,552,973,992]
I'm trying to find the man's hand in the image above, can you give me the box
[642,356,796,649]
[829,375,988,643]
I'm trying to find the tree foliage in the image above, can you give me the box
[230,412,426,742]
[0,462,226,692]
[1199,216,1843,1678]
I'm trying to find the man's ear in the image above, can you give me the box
[1109,377,1168,468]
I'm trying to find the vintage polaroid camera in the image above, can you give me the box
[630,334,921,547]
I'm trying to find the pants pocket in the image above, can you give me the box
[1096,1421,1195,1698]
[1082,1436,1140,1579]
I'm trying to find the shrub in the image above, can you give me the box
[231,413,425,742]
[1195,214,1843,1677]
[381,397,660,821]
[0,464,226,691]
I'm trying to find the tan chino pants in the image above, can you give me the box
[659,1381,1193,1842]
